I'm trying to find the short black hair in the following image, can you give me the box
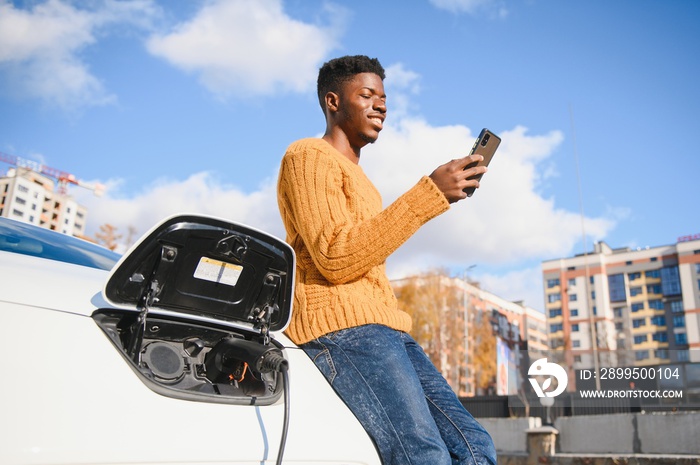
[317,55,385,110]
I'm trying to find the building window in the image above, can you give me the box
[631,303,644,312]
[614,308,624,317]
[675,333,687,345]
[645,270,660,279]
[678,350,689,362]
[655,349,669,359]
[550,324,563,333]
[635,350,649,361]
[570,309,578,317]
[673,315,686,328]
[572,340,581,348]
[571,324,580,332]
[648,299,664,310]
[661,266,681,296]
[615,322,623,331]
[651,315,666,326]
[608,273,632,302]
[629,272,641,281]
[549,308,562,318]
[548,293,561,303]
[547,278,560,288]
[652,332,668,342]
[646,284,662,294]
[630,287,643,296]
[671,301,684,313]
[568,278,576,286]
[569,294,578,302]
[634,335,648,344]
[633,318,646,328]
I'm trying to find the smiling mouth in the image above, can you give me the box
[369,116,384,130]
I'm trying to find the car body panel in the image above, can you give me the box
[0,216,381,465]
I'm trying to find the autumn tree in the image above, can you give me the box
[472,312,497,394]
[94,223,122,251]
[393,269,465,391]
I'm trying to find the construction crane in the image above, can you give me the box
[0,151,105,197]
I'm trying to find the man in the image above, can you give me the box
[277,55,497,465]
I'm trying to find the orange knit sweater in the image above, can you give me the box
[277,138,450,345]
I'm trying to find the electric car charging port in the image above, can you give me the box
[93,310,286,405]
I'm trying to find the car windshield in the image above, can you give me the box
[0,217,120,271]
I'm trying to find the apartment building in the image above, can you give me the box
[542,238,700,370]
[0,168,88,237]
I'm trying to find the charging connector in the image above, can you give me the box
[205,336,289,465]
[205,337,288,382]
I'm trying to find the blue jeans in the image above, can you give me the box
[300,324,497,465]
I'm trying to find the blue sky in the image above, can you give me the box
[1,0,698,312]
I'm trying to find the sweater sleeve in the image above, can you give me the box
[278,140,450,284]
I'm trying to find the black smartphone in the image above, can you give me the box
[463,128,501,197]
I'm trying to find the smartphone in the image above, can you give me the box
[463,128,501,197]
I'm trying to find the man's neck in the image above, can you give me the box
[322,132,361,164]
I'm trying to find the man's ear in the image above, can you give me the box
[324,91,340,113]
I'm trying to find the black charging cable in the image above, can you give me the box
[276,363,290,465]
[254,345,289,465]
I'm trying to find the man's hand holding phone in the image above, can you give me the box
[462,128,501,197]
[429,128,500,203]
[429,154,487,204]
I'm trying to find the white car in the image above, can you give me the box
[0,214,381,465]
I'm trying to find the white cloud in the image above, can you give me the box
[428,0,508,17]
[384,63,422,118]
[75,171,285,251]
[362,119,614,274]
[477,267,545,312]
[0,0,158,109]
[146,0,345,99]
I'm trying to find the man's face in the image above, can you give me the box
[335,72,387,148]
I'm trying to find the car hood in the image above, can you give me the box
[103,214,295,334]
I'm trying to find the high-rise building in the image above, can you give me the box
[0,168,88,237]
[542,238,700,370]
